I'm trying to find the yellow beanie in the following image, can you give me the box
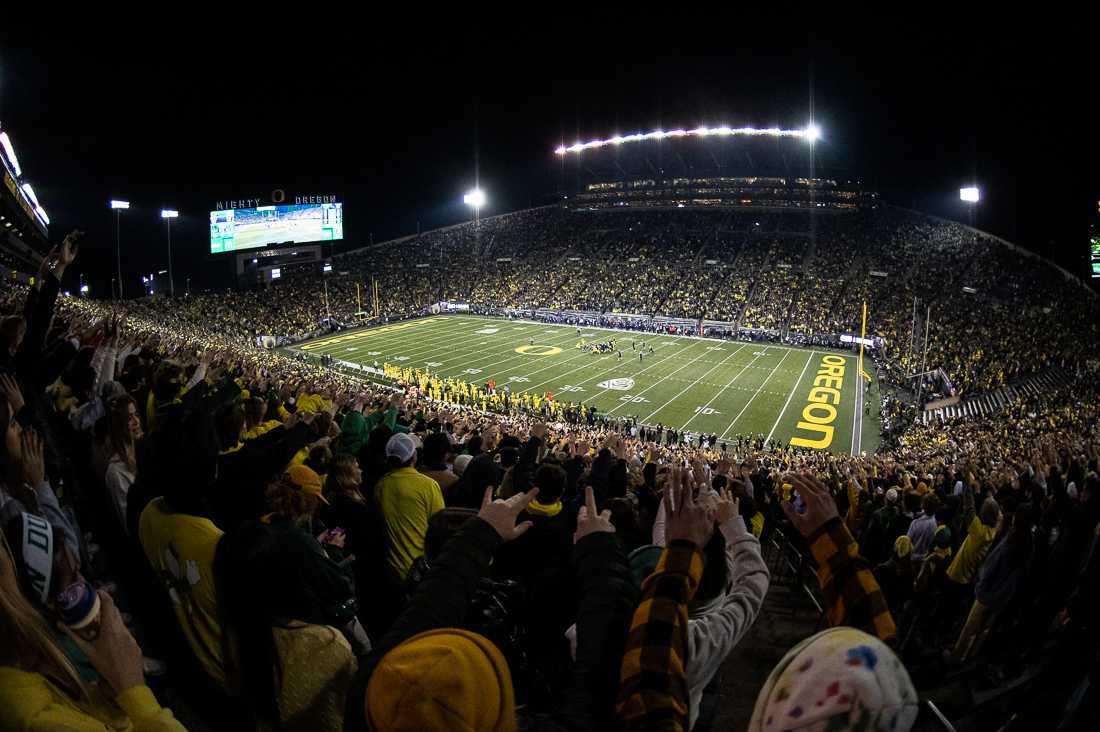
[366,628,515,732]
[894,535,913,559]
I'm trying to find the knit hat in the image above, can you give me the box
[893,535,913,559]
[749,627,918,732]
[386,433,417,463]
[932,526,952,549]
[365,628,515,732]
[885,488,899,504]
[286,465,327,505]
[627,544,664,587]
[453,454,473,476]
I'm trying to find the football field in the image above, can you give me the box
[290,314,880,454]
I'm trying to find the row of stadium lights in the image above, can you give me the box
[0,127,50,228]
[553,123,823,156]
[108,200,178,299]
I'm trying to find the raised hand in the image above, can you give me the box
[779,472,839,539]
[715,486,740,525]
[21,428,46,487]
[574,485,615,543]
[478,486,538,541]
[665,467,716,548]
[0,373,25,414]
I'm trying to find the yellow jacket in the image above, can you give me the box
[0,667,185,731]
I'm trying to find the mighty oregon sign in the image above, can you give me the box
[789,355,847,449]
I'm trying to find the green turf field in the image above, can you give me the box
[289,314,880,454]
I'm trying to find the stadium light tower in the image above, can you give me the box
[960,186,980,203]
[109,200,130,299]
[160,209,179,297]
[463,188,486,225]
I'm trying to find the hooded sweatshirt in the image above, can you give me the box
[684,516,770,728]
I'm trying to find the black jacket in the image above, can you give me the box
[347,518,637,731]
[211,422,316,528]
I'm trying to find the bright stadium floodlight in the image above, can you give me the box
[553,123,822,155]
[463,189,486,209]
[161,210,179,297]
[0,131,21,176]
[960,186,980,203]
[110,200,130,299]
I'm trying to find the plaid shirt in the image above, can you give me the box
[809,516,897,642]
[616,539,704,732]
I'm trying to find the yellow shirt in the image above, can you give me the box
[0,668,185,732]
[138,498,226,684]
[244,419,283,441]
[749,512,764,539]
[375,467,444,581]
[946,516,997,585]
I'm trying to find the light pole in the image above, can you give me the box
[463,188,486,226]
[109,200,129,298]
[160,209,179,296]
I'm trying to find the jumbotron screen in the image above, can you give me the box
[1091,236,1100,278]
[209,203,343,254]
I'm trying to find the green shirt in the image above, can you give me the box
[375,467,444,580]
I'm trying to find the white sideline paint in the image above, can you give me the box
[766,350,816,443]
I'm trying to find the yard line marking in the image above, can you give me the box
[526,342,696,397]
[765,350,816,443]
[631,344,750,422]
[678,348,776,431]
[580,343,699,404]
[719,349,793,439]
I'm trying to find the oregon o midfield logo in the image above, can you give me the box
[515,345,562,356]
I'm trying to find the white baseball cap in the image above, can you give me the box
[386,433,417,463]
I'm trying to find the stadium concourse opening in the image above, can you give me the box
[289,313,875,455]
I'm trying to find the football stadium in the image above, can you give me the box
[0,18,1097,732]
[292,314,877,455]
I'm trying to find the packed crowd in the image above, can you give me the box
[1,229,1099,731]
[86,206,1100,405]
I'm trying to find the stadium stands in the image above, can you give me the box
[2,199,1099,732]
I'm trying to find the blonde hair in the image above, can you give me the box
[0,528,87,700]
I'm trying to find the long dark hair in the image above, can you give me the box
[106,394,139,473]
[213,521,284,724]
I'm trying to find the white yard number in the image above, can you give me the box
[753,351,769,357]
[509,376,530,383]
[694,406,721,415]
[706,346,725,351]
[619,396,649,403]
[464,368,483,375]
[558,385,585,393]
[367,351,382,356]
[426,362,443,367]
[394,356,409,361]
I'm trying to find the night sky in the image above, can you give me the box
[1,11,1095,296]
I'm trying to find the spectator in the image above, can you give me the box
[374,433,444,582]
